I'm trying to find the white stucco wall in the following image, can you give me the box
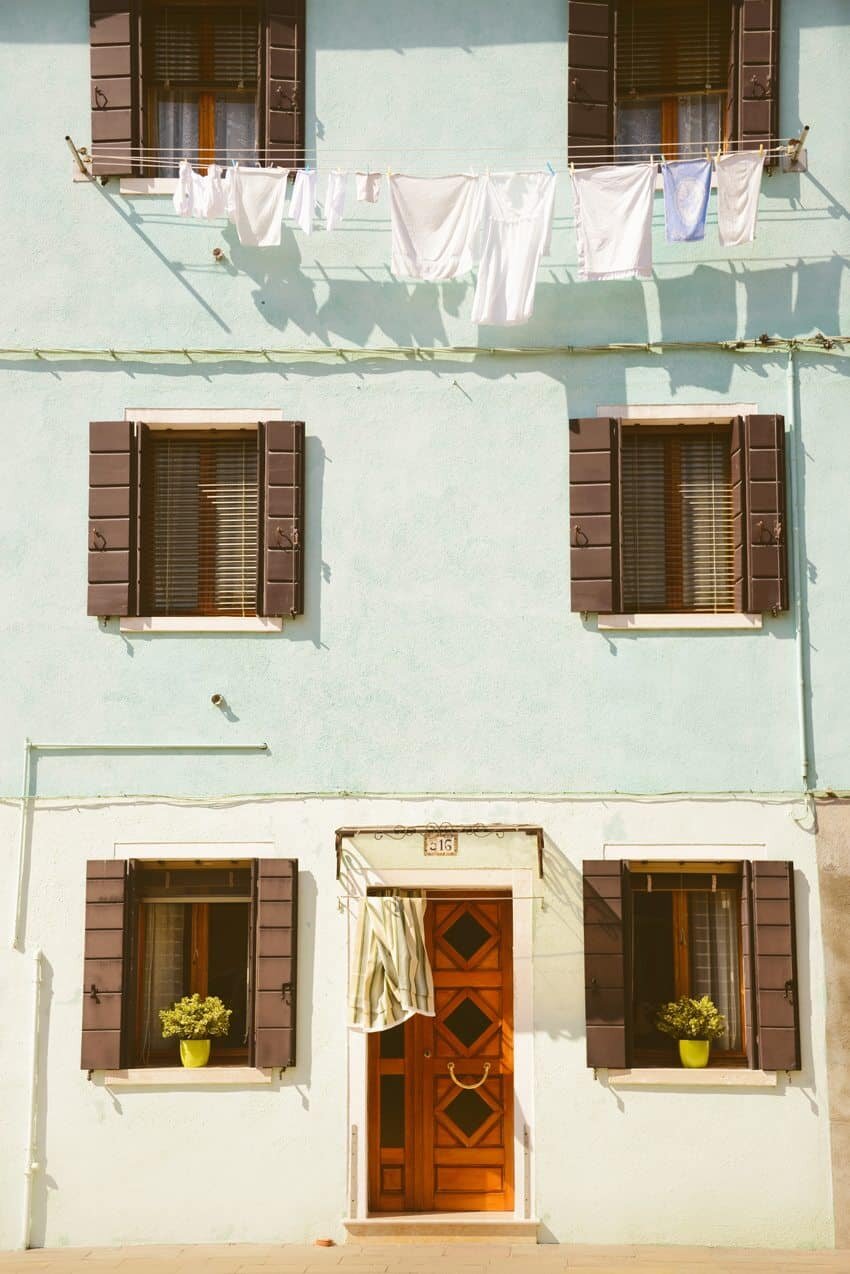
[0,795,833,1250]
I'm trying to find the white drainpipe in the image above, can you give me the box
[21,947,43,1250]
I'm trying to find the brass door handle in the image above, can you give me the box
[447,1061,490,1090]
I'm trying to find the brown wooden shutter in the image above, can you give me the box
[568,1,615,167]
[740,860,758,1068]
[738,0,780,158]
[583,861,627,1068]
[88,421,138,617]
[81,860,128,1070]
[731,416,746,611]
[569,417,619,613]
[744,413,788,613]
[90,2,141,175]
[751,860,801,1070]
[262,420,305,617]
[261,0,306,166]
[254,858,298,1068]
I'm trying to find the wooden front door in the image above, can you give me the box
[368,894,514,1213]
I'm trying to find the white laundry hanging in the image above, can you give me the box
[389,173,485,281]
[716,151,765,247]
[570,163,656,281]
[289,169,318,235]
[172,160,204,218]
[355,171,382,204]
[199,165,229,220]
[231,165,289,247]
[471,171,557,326]
[324,170,349,231]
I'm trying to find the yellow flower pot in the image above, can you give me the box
[179,1039,211,1068]
[679,1039,711,1069]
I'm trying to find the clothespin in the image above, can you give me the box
[546,161,555,176]
[758,142,765,155]
[705,147,711,162]
[569,161,575,174]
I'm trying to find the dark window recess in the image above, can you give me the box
[146,3,260,175]
[380,1023,406,1059]
[620,426,735,614]
[444,998,493,1050]
[379,1075,405,1148]
[444,911,491,962]
[140,430,260,618]
[446,1087,491,1139]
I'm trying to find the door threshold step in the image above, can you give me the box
[343,1214,539,1243]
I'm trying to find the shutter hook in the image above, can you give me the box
[89,983,100,1004]
[280,982,293,1002]
[89,528,106,551]
[94,86,108,110]
[573,523,589,547]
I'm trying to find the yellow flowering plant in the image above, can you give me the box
[159,993,232,1041]
[655,995,726,1042]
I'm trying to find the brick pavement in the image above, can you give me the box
[0,1244,849,1274]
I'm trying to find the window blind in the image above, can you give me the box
[620,427,735,613]
[152,5,259,88]
[141,431,260,617]
[616,0,734,97]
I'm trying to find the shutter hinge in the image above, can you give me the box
[89,983,101,1004]
[281,981,293,1002]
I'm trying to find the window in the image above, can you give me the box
[616,0,732,161]
[133,862,253,1065]
[630,864,744,1062]
[620,424,734,613]
[146,3,260,174]
[141,429,260,617]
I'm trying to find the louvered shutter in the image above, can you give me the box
[616,0,734,98]
[568,1,615,167]
[731,416,746,611]
[262,421,305,617]
[752,861,801,1070]
[262,0,306,166]
[738,0,780,157]
[81,860,129,1070]
[88,421,138,617]
[744,414,788,613]
[583,861,628,1068]
[569,417,619,613]
[254,858,298,1068]
[90,2,141,175]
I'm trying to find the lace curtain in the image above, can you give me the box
[141,903,186,1061]
[688,890,742,1051]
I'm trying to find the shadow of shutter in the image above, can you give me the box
[752,860,801,1071]
[583,860,627,1068]
[90,2,141,175]
[568,1,615,167]
[262,0,306,167]
[744,413,788,613]
[254,858,298,1068]
[262,421,305,617]
[88,421,138,617]
[569,417,620,613]
[81,860,129,1070]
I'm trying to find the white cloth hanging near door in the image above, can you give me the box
[348,896,436,1032]
[715,151,765,246]
[324,170,349,231]
[231,165,289,246]
[471,171,557,325]
[289,168,318,235]
[570,163,656,281]
[389,173,485,281]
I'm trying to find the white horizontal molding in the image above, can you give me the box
[124,408,284,426]
[101,1067,274,1087]
[119,177,180,196]
[597,613,763,631]
[607,1068,779,1089]
[120,616,283,633]
[598,403,758,423]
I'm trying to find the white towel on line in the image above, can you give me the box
[389,173,485,281]
[716,151,765,247]
[355,171,382,204]
[324,170,349,231]
[232,166,289,246]
[471,172,557,326]
[199,165,229,220]
[570,163,656,281]
[172,160,205,218]
[289,169,318,235]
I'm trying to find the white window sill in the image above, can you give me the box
[120,616,283,633]
[101,1067,274,1087]
[607,1068,778,1089]
[597,613,763,631]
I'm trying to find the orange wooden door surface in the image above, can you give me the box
[368,894,514,1213]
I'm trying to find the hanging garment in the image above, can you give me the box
[172,160,204,217]
[662,159,712,243]
[348,896,436,1032]
[199,164,230,220]
[289,168,318,235]
[356,171,382,204]
[471,172,557,326]
[232,165,289,246]
[716,151,765,247]
[324,170,349,231]
[389,173,485,281]
[570,163,656,281]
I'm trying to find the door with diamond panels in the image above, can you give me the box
[368,893,514,1213]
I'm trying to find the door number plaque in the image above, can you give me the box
[424,831,458,857]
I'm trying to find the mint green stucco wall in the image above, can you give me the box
[0,0,848,800]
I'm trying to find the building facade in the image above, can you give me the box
[1,0,848,1253]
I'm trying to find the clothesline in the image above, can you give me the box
[89,135,787,156]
